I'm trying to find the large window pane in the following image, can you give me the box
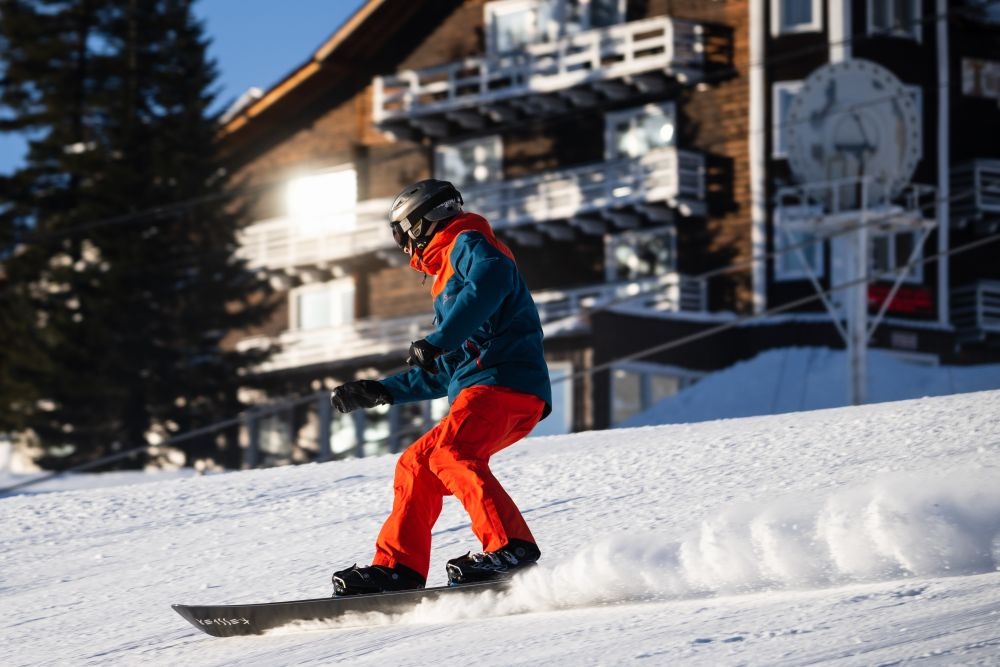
[774,204,824,281]
[487,0,558,53]
[783,0,812,26]
[287,168,356,234]
[772,81,803,158]
[772,0,820,34]
[606,227,677,281]
[612,368,642,425]
[531,362,573,436]
[869,0,920,39]
[606,103,676,160]
[294,279,355,330]
[435,136,502,188]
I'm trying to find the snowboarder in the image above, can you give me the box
[329,179,553,596]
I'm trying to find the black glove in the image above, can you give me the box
[406,339,443,374]
[330,380,393,414]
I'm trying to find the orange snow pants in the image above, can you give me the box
[372,385,545,578]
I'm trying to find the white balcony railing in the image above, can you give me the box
[237,313,429,374]
[952,280,1000,342]
[237,198,392,273]
[239,275,706,373]
[467,147,705,225]
[952,159,1000,225]
[374,17,707,123]
[533,273,706,323]
[238,148,705,273]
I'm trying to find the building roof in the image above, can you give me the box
[217,0,463,159]
[219,0,384,139]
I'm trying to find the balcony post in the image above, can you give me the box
[317,393,332,463]
[352,411,366,458]
[373,76,384,124]
[244,411,259,470]
[388,404,402,454]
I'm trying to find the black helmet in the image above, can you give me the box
[389,179,463,251]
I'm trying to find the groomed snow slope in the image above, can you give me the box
[3,390,1000,666]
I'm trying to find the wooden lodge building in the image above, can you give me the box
[219,0,1000,466]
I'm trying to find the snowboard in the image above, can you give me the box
[173,579,511,637]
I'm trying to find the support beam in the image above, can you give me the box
[631,73,669,95]
[409,117,449,138]
[484,104,519,123]
[506,228,545,247]
[243,413,260,470]
[446,110,486,130]
[539,224,576,242]
[602,209,643,229]
[637,204,675,224]
[569,215,608,235]
[593,80,633,100]
[560,87,600,107]
[316,394,331,462]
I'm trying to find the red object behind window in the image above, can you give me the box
[868,283,934,315]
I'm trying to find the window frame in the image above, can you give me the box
[289,277,356,332]
[603,101,677,161]
[530,361,574,436]
[770,0,823,36]
[871,229,924,284]
[484,0,627,54]
[773,204,826,282]
[771,80,803,159]
[867,0,922,42]
[610,361,704,426]
[286,165,357,235]
[604,225,678,282]
[434,135,503,188]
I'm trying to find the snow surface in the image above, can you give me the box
[3,390,1000,666]
[625,346,1000,427]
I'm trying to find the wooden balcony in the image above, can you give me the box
[952,159,1000,233]
[467,147,706,232]
[238,147,705,278]
[238,274,707,374]
[374,16,730,140]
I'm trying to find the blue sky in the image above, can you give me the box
[0,0,367,174]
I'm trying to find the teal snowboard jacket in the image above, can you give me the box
[380,213,552,418]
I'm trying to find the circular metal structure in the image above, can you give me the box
[786,59,921,201]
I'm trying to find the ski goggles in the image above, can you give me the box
[390,220,411,250]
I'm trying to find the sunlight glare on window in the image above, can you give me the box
[287,169,357,235]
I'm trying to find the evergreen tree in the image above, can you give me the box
[0,0,272,470]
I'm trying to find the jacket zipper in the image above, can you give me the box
[465,340,484,370]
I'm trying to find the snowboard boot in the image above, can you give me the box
[332,563,425,596]
[446,539,541,585]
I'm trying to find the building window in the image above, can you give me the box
[774,204,825,281]
[605,226,677,282]
[611,361,701,425]
[872,230,923,283]
[485,0,625,54]
[868,0,921,41]
[771,0,822,35]
[772,81,803,159]
[292,278,355,331]
[605,102,676,160]
[435,135,502,188]
[531,362,573,436]
[286,167,357,235]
